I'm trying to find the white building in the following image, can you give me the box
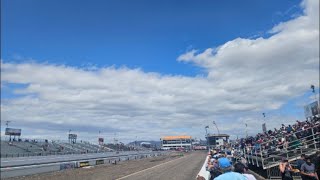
[161,135,192,150]
[206,134,230,148]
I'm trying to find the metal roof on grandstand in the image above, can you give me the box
[161,135,192,140]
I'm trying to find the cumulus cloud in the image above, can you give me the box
[178,0,319,111]
[1,0,319,142]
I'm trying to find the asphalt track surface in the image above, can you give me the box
[4,151,206,180]
[117,151,206,180]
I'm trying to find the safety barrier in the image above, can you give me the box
[0,151,168,178]
[196,154,210,180]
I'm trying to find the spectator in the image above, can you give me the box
[234,162,256,180]
[207,159,221,180]
[312,151,320,179]
[297,154,306,170]
[279,158,293,180]
[301,156,319,180]
[214,157,246,180]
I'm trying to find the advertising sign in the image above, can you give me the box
[96,159,104,165]
[5,128,22,136]
[68,134,77,139]
[79,161,89,167]
[60,163,75,170]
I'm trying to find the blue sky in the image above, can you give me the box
[1,0,319,142]
[2,0,301,74]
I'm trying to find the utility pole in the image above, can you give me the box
[205,126,209,150]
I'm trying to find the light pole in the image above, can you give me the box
[5,121,12,141]
[245,123,248,138]
[68,129,71,143]
[98,130,101,145]
[212,121,220,135]
[205,126,209,149]
[262,113,266,133]
[311,85,319,114]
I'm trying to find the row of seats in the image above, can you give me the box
[0,140,115,158]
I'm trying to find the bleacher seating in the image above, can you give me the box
[234,116,320,169]
[1,141,27,157]
[1,137,123,158]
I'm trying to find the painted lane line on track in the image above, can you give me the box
[116,155,187,180]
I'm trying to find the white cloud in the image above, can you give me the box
[178,0,319,111]
[1,0,319,142]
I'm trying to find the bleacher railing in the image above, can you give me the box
[241,125,319,170]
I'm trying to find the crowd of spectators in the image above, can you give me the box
[231,115,320,180]
[204,149,257,180]
[234,116,320,155]
[198,115,320,180]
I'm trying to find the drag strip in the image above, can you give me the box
[2,151,200,180]
[117,151,206,180]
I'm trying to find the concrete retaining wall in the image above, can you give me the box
[196,155,210,180]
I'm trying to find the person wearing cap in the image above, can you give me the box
[214,157,246,180]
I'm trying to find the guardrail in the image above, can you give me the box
[0,150,113,158]
[0,151,169,178]
[196,154,210,180]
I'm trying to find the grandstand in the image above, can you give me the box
[160,135,192,150]
[232,115,320,179]
[0,139,116,158]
